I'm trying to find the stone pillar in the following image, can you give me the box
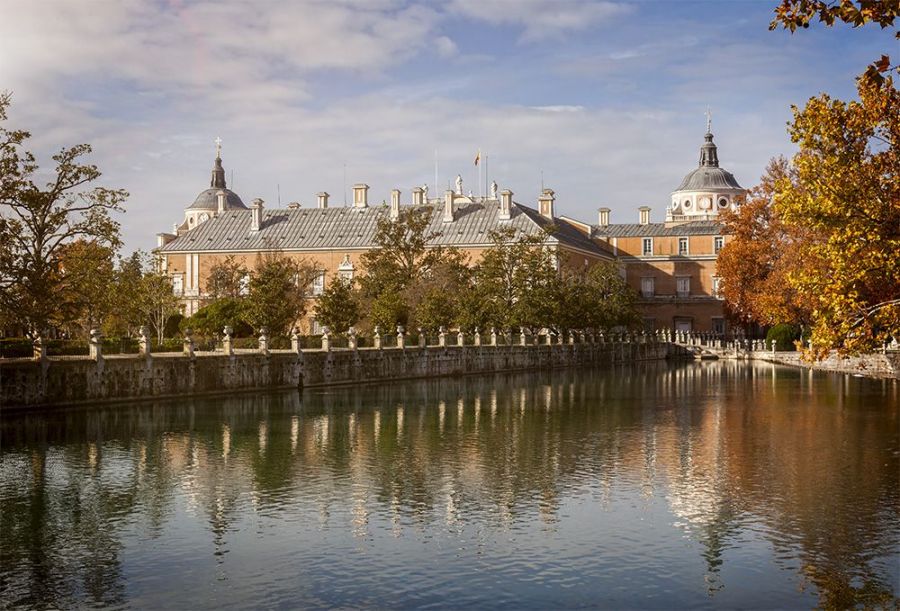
[289,327,300,355]
[457,329,465,346]
[490,327,498,346]
[373,326,382,350]
[580,331,586,344]
[222,326,235,356]
[438,326,447,347]
[771,339,776,354]
[321,328,331,352]
[182,328,194,358]
[568,332,575,345]
[520,328,527,346]
[89,329,104,361]
[417,328,426,348]
[545,332,553,346]
[348,327,358,351]
[32,335,46,361]
[258,327,269,356]
[138,326,151,356]
[473,328,481,346]
[505,329,513,345]
[397,325,405,349]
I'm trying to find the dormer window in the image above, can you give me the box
[718,197,728,208]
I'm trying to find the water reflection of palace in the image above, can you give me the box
[1,362,898,608]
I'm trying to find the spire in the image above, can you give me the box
[698,132,719,168]
[210,137,226,189]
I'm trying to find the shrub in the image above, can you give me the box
[766,323,800,352]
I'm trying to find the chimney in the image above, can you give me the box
[317,192,329,209]
[411,186,425,206]
[538,188,555,219]
[499,189,513,220]
[443,189,455,223]
[390,189,401,220]
[287,201,300,210]
[216,189,226,214]
[598,207,610,227]
[352,184,369,208]
[639,206,651,225]
[251,198,264,231]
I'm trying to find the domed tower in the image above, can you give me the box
[182,139,247,232]
[668,118,745,223]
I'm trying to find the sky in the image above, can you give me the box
[1,0,893,254]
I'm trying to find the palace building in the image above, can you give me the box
[155,126,744,334]
[582,128,746,334]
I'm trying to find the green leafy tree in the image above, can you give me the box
[580,261,640,331]
[181,298,251,338]
[138,267,183,344]
[242,252,318,337]
[474,228,559,332]
[314,277,360,334]
[358,207,466,329]
[205,255,249,301]
[0,92,127,337]
[56,239,117,336]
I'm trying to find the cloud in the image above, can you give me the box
[435,36,460,59]
[447,0,632,42]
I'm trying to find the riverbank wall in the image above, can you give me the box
[751,350,900,379]
[1,341,673,409]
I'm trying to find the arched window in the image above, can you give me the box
[683,200,692,209]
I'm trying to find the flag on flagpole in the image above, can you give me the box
[474,150,481,166]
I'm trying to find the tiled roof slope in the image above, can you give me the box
[159,200,614,258]
[593,220,724,238]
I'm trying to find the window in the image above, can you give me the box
[338,254,355,282]
[712,317,726,334]
[310,317,323,335]
[676,276,690,298]
[312,271,325,296]
[642,238,653,256]
[718,198,728,209]
[712,276,723,299]
[678,237,689,255]
[714,236,724,254]
[683,199,692,209]
[172,275,183,296]
[643,318,656,333]
[641,277,655,298]
[239,273,250,296]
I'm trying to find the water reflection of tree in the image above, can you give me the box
[1,361,897,608]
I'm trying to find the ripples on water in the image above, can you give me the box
[1,361,898,609]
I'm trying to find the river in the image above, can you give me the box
[1,361,898,609]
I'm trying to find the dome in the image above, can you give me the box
[185,150,247,210]
[672,131,744,193]
[188,188,246,210]
[674,166,743,192]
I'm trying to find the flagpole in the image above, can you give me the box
[478,147,482,199]
[434,149,438,200]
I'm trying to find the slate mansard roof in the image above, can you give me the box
[158,199,614,258]
[592,220,725,238]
